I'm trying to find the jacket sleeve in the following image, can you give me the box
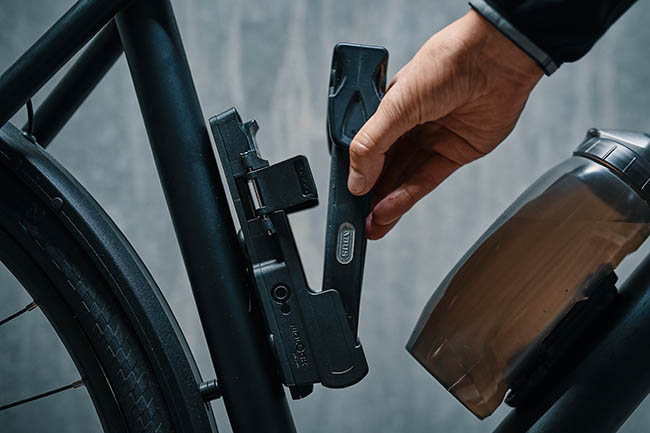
[469,0,637,75]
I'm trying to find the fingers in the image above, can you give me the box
[370,126,430,206]
[367,128,468,239]
[366,213,400,240]
[347,91,414,196]
[372,153,459,226]
[347,43,466,197]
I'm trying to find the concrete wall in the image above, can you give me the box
[1,0,649,432]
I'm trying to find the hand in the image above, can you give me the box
[348,9,543,240]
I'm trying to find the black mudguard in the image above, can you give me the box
[0,122,217,433]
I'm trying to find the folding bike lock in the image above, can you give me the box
[209,43,388,399]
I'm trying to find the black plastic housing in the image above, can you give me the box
[324,43,388,337]
[210,109,368,398]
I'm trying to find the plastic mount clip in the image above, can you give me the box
[208,42,388,399]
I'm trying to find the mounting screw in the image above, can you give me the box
[200,379,221,401]
[271,284,291,302]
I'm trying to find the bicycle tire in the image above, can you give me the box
[0,122,217,433]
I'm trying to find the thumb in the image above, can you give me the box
[347,88,415,196]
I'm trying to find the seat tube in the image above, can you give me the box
[115,1,297,432]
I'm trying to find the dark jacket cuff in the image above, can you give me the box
[469,0,558,75]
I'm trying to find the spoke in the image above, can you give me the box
[0,301,38,328]
[0,379,84,412]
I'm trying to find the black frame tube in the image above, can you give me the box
[0,0,133,128]
[493,253,650,433]
[25,21,123,148]
[115,2,297,433]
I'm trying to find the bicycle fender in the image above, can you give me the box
[0,122,218,433]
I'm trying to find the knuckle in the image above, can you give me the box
[397,186,417,208]
[382,85,420,127]
[439,141,487,166]
[380,94,405,123]
[389,185,418,213]
[350,131,377,159]
[419,168,440,188]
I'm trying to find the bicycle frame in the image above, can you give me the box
[0,0,294,432]
[3,1,650,432]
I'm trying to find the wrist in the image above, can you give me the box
[460,9,543,88]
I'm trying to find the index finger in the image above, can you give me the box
[347,93,413,196]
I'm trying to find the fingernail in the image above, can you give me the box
[348,168,366,194]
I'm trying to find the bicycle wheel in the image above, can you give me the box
[0,122,217,433]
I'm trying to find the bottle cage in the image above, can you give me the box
[209,43,388,399]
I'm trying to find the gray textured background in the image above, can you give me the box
[1,0,650,432]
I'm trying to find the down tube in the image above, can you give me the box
[115,2,297,433]
[493,251,650,433]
